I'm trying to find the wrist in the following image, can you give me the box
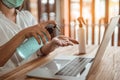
[36,48,46,57]
[19,29,27,40]
[40,46,48,56]
[40,41,58,55]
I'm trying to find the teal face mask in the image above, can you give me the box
[2,0,24,8]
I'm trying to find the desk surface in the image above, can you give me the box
[0,45,120,80]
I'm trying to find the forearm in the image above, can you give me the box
[0,31,25,66]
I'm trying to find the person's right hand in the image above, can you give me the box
[21,21,56,44]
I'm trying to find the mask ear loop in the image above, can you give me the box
[16,0,28,11]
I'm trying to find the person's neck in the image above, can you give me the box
[0,1,16,21]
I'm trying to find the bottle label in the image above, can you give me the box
[16,36,47,59]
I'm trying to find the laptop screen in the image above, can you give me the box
[87,15,120,79]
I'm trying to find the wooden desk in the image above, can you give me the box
[0,45,120,80]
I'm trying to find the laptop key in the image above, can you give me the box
[55,58,83,75]
[55,57,93,76]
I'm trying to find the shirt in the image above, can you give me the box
[0,10,38,75]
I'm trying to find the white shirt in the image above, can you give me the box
[0,10,38,75]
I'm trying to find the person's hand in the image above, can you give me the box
[51,35,79,46]
[39,35,79,56]
[21,21,56,44]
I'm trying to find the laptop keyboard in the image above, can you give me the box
[55,57,93,76]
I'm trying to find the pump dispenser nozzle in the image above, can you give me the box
[77,17,86,27]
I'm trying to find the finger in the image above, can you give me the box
[41,28,51,41]
[37,24,51,41]
[67,41,74,46]
[62,40,74,46]
[62,43,68,46]
[37,31,47,44]
[57,35,69,41]
[69,38,79,44]
[58,35,79,44]
[32,33,41,44]
[55,40,63,46]
[59,40,68,46]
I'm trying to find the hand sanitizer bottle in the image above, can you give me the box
[16,36,45,59]
[77,17,86,54]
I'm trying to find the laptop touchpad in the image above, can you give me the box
[27,59,71,78]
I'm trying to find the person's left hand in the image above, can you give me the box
[39,35,79,56]
[51,35,79,46]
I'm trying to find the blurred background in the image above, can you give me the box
[23,0,120,46]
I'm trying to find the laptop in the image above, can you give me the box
[27,15,120,80]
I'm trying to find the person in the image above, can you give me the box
[0,0,78,75]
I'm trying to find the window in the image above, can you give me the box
[68,0,120,45]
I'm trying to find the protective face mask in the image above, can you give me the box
[16,36,48,59]
[2,0,24,8]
